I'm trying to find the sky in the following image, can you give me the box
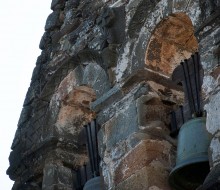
[0,1,52,189]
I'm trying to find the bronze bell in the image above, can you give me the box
[169,117,212,190]
[83,176,104,190]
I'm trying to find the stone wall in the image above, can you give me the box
[7,0,220,189]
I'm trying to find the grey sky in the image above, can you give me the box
[0,1,52,189]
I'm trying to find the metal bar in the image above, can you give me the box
[88,123,95,176]
[91,120,98,176]
[84,164,87,181]
[94,119,100,176]
[196,52,201,113]
[185,59,196,113]
[71,169,76,190]
[170,111,178,136]
[77,168,82,190]
[192,54,200,114]
[180,105,185,124]
[181,61,193,115]
[84,124,94,175]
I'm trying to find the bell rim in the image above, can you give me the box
[169,156,210,189]
[170,155,209,175]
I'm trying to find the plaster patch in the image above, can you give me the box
[210,138,220,166]
[205,93,220,134]
[187,1,201,27]
[116,42,131,82]
[202,75,217,96]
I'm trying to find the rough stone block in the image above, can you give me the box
[209,137,220,167]
[42,164,73,190]
[98,101,138,152]
[17,105,33,127]
[114,139,173,189]
[45,11,62,31]
[54,85,96,140]
[82,63,111,98]
[51,19,80,45]
[136,95,173,126]
[205,93,220,135]
[31,64,41,82]
[91,85,122,113]
[23,86,36,106]
[101,44,119,69]
[65,0,80,10]
[116,167,149,190]
[51,0,65,11]
[39,31,51,50]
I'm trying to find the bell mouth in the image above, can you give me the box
[169,159,210,190]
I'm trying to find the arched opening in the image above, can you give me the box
[145,12,198,77]
[145,13,210,189]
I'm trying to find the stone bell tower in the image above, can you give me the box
[7,0,220,189]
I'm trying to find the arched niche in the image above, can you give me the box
[145,12,198,77]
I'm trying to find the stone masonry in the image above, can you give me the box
[7,0,220,190]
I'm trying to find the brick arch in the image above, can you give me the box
[145,12,198,77]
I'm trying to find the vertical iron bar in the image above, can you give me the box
[185,59,196,113]
[170,111,178,136]
[180,105,185,124]
[181,61,193,115]
[84,164,87,182]
[88,122,95,176]
[196,52,201,113]
[192,54,200,114]
[94,119,100,176]
[71,169,76,190]
[91,120,98,176]
[84,124,94,175]
[77,169,82,190]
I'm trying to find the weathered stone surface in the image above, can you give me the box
[115,166,149,190]
[39,31,51,50]
[128,0,159,38]
[136,95,173,127]
[91,85,122,113]
[55,86,96,145]
[205,93,220,135]
[51,0,65,11]
[31,64,41,82]
[7,0,220,189]
[101,44,119,69]
[17,105,32,127]
[23,86,37,106]
[45,11,62,31]
[65,0,80,10]
[209,137,220,167]
[51,18,80,45]
[114,139,173,189]
[198,163,220,190]
[97,6,126,45]
[145,12,198,76]
[82,63,111,98]
[98,101,138,152]
[49,65,84,116]
[42,164,73,190]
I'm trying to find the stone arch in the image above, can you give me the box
[45,52,111,163]
[13,50,111,189]
[145,12,198,77]
[40,58,110,189]
[116,0,202,82]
